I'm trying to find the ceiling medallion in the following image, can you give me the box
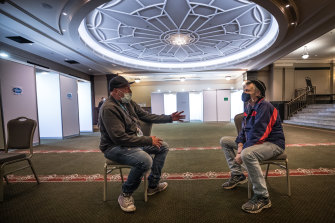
[79,0,279,71]
[168,33,191,46]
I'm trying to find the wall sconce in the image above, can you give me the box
[134,78,141,83]
[302,46,309,59]
[225,76,231,80]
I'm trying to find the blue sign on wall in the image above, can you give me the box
[12,87,23,95]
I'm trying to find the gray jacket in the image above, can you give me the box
[99,96,172,152]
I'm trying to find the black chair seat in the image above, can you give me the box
[263,152,287,162]
[0,153,26,164]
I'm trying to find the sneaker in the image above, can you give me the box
[241,195,272,214]
[147,182,168,196]
[118,193,136,212]
[222,174,247,189]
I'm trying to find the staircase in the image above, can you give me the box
[284,104,335,130]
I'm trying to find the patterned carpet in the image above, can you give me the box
[1,122,335,222]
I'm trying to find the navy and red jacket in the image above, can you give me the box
[235,98,285,150]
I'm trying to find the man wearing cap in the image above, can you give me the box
[99,75,185,212]
[220,80,285,214]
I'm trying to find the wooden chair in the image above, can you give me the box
[0,117,40,202]
[103,121,153,202]
[233,113,291,199]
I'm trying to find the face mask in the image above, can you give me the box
[241,92,251,102]
[121,93,132,103]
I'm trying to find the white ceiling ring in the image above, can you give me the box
[78,0,279,72]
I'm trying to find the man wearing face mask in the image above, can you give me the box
[99,75,185,212]
[220,80,285,214]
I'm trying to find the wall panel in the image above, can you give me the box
[0,60,39,144]
[60,75,80,138]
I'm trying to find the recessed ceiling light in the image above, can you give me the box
[62,29,66,32]
[62,12,68,16]
[134,78,141,83]
[180,77,185,82]
[285,4,290,8]
[0,52,9,58]
[225,76,231,80]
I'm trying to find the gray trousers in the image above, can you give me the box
[220,136,283,197]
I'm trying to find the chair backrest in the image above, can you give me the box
[234,113,244,135]
[139,120,152,136]
[6,117,37,153]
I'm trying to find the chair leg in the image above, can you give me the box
[103,164,108,201]
[265,164,270,179]
[0,168,4,202]
[247,178,252,199]
[27,159,40,184]
[4,175,9,184]
[286,160,291,197]
[119,169,124,183]
[144,171,149,202]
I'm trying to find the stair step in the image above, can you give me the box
[283,120,335,130]
[293,115,335,121]
[301,108,335,112]
[289,118,335,125]
[307,104,335,108]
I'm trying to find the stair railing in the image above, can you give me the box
[284,86,316,120]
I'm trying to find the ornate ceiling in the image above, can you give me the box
[79,0,278,72]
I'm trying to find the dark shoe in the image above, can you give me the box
[222,174,247,189]
[118,193,136,212]
[147,182,168,196]
[242,195,272,214]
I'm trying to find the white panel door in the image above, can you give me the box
[203,90,217,122]
[151,93,164,115]
[78,81,93,132]
[176,92,190,122]
[36,71,63,138]
[217,90,231,121]
[0,60,39,144]
[60,75,80,138]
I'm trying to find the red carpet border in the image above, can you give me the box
[6,168,335,182]
[3,142,335,154]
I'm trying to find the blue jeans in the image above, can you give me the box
[104,143,169,194]
[220,136,283,197]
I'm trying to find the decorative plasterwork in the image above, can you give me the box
[79,0,279,71]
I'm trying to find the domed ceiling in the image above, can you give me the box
[79,0,278,72]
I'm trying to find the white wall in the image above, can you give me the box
[60,75,80,137]
[78,81,93,132]
[203,90,217,122]
[176,92,190,122]
[217,90,231,121]
[231,90,244,119]
[36,71,63,138]
[0,59,39,144]
[151,93,165,115]
[189,92,203,121]
[163,93,177,115]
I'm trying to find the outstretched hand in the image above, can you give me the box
[171,111,186,122]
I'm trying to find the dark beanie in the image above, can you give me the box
[250,80,266,97]
[109,76,134,92]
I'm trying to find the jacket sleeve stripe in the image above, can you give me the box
[258,108,278,143]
